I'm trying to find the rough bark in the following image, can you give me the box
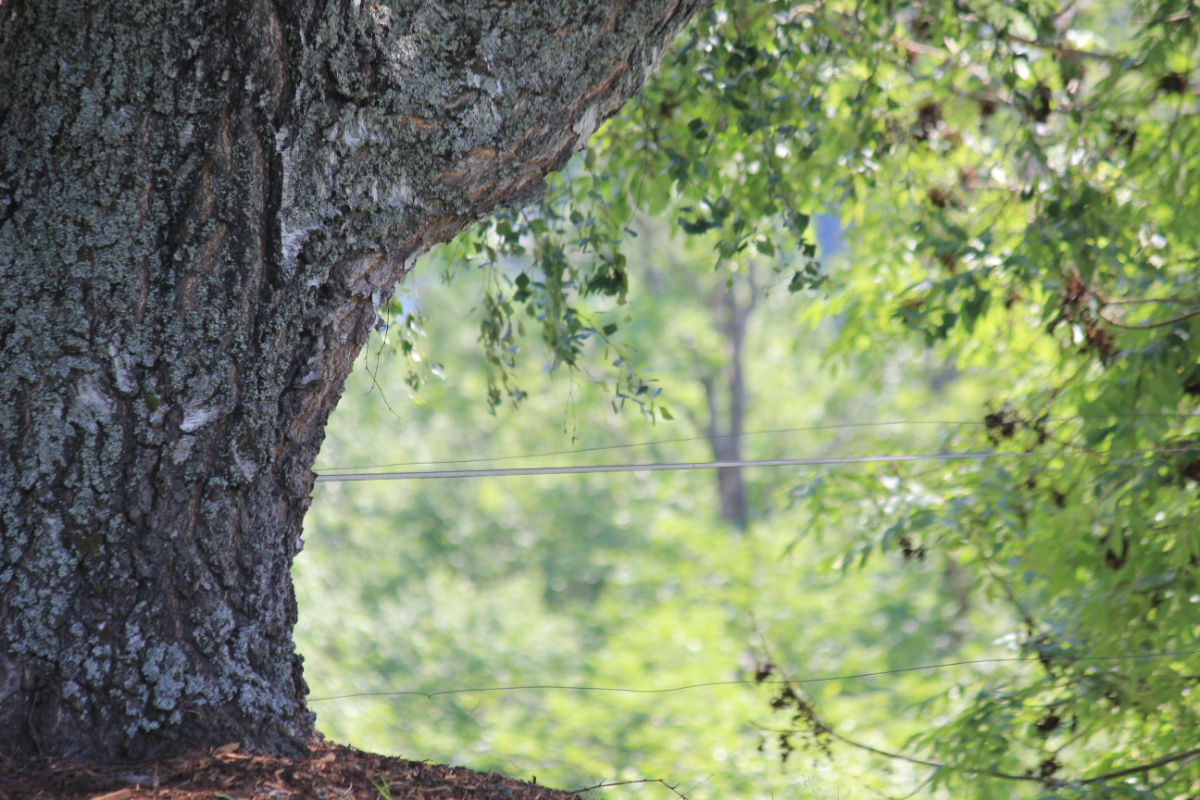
[0,0,703,760]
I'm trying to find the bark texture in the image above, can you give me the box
[0,0,703,760]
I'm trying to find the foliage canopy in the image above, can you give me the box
[300,2,1200,798]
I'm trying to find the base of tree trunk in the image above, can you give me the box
[0,735,585,800]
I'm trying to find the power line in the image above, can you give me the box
[316,418,981,471]
[307,647,1200,702]
[314,445,1197,482]
[314,412,1200,472]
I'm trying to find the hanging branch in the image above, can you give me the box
[764,668,1200,791]
[1078,746,1200,786]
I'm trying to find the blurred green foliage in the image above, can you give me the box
[296,2,1200,798]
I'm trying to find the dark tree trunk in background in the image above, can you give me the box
[0,0,702,761]
[703,277,754,530]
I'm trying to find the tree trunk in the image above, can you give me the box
[703,276,754,530]
[0,0,702,761]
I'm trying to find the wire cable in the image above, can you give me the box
[314,412,1200,472]
[316,418,980,471]
[307,647,1200,702]
[314,445,1198,482]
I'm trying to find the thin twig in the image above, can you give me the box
[892,772,937,800]
[1099,306,1200,329]
[1102,295,1200,305]
[569,778,689,799]
[1001,32,1126,63]
[822,727,1043,784]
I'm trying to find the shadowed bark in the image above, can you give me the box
[0,0,704,760]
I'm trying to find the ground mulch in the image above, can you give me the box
[0,737,583,800]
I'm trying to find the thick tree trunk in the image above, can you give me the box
[0,0,702,760]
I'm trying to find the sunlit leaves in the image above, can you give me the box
[346,0,1200,795]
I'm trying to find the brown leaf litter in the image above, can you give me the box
[0,736,584,800]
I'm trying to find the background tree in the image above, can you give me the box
[0,0,702,760]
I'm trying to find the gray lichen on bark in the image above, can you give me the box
[0,0,704,760]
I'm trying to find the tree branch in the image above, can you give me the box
[1079,747,1200,785]
[821,722,1200,791]
[1098,306,1200,329]
[821,727,1044,784]
[767,662,1200,792]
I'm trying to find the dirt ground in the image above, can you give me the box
[0,736,585,800]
